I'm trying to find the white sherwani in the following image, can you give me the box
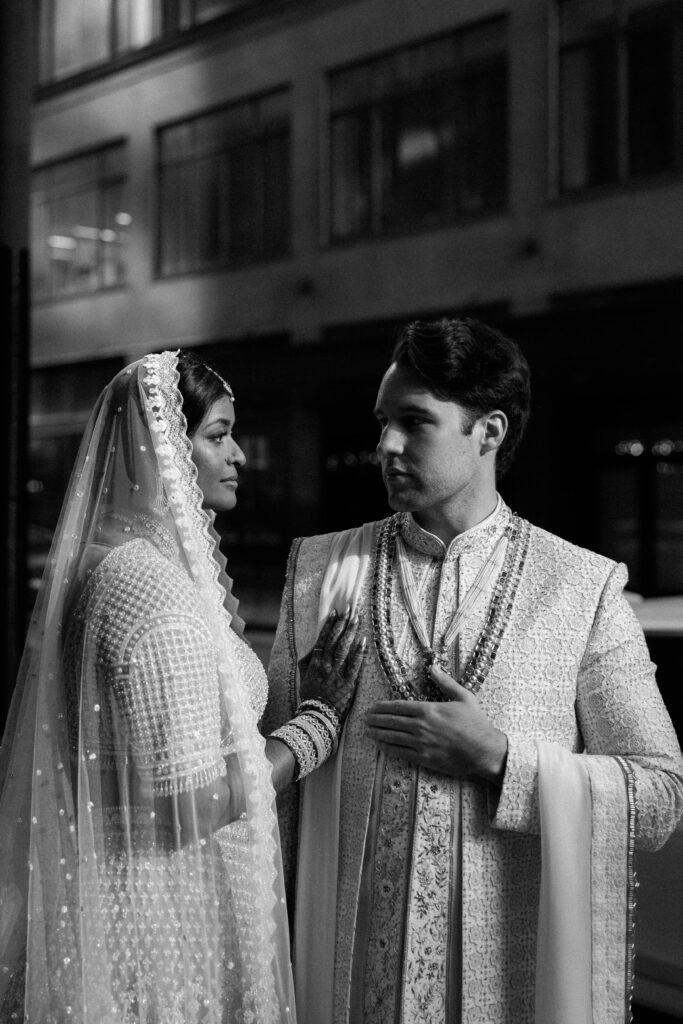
[265,500,683,1024]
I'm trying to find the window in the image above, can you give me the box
[37,0,162,82]
[328,19,508,243]
[36,0,265,85]
[598,429,683,595]
[31,143,129,300]
[156,91,290,276]
[558,0,683,191]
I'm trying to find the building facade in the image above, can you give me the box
[29,0,683,618]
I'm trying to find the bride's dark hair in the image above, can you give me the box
[176,350,229,435]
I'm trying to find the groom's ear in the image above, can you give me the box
[479,410,507,456]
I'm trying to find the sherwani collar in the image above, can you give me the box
[399,494,509,560]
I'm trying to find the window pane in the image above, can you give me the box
[37,0,54,84]
[655,463,683,592]
[40,0,166,81]
[116,0,162,53]
[329,19,508,241]
[81,0,110,66]
[61,188,100,293]
[460,63,507,210]
[210,104,254,149]
[36,0,282,83]
[195,155,225,265]
[30,197,53,300]
[31,144,128,299]
[52,152,97,192]
[262,134,289,256]
[330,112,372,240]
[558,1,682,191]
[560,48,591,189]
[158,165,187,275]
[588,37,619,183]
[459,18,507,61]
[101,181,128,286]
[560,0,618,44]
[628,22,674,176]
[415,36,458,83]
[259,90,290,125]
[157,92,290,274]
[382,90,449,228]
[53,0,88,78]
[103,144,126,179]
[598,465,641,590]
[52,0,110,76]
[330,64,373,114]
[560,37,618,189]
[228,143,261,261]
[160,122,195,161]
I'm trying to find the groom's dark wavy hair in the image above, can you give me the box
[391,317,531,478]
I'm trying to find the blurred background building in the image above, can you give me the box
[29,0,683,618]
[17,0,683,1015]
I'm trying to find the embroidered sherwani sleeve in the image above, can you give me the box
[492,562,683,845]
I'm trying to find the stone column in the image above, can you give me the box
[0,0,32,711]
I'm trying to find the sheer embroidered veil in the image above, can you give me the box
[0,352,294,1022]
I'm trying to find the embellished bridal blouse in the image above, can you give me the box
[265,499,683,1024]
[62,534,270,1023]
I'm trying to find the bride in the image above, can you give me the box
[0,350,363,1022]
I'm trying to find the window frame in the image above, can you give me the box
[31,139,129,302]
[35,0,269,88]
[326,17,509,246]
[554,0,683,195]
[154,90,291,279]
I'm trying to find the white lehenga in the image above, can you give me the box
[0,352,295,1023]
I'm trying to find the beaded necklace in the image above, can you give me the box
[97,510,179,562]
[396,529,507,675]
[371,510,531,701]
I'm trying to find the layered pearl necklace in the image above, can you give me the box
[372,508,531,701]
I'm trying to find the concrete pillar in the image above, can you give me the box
[0,0,32,709]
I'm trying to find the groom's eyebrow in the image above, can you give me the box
[374,401,432,417]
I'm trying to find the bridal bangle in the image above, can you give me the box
[271,699,342,781]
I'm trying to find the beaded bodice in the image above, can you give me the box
[64,537,267,796]
[224,620,268,722]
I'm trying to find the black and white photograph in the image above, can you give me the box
[1,2,682,1021]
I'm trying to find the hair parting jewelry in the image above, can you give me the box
[207,365,235,402]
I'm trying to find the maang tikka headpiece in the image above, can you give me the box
[208,365,235,402]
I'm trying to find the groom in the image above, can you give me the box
[265,316,683,1024]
